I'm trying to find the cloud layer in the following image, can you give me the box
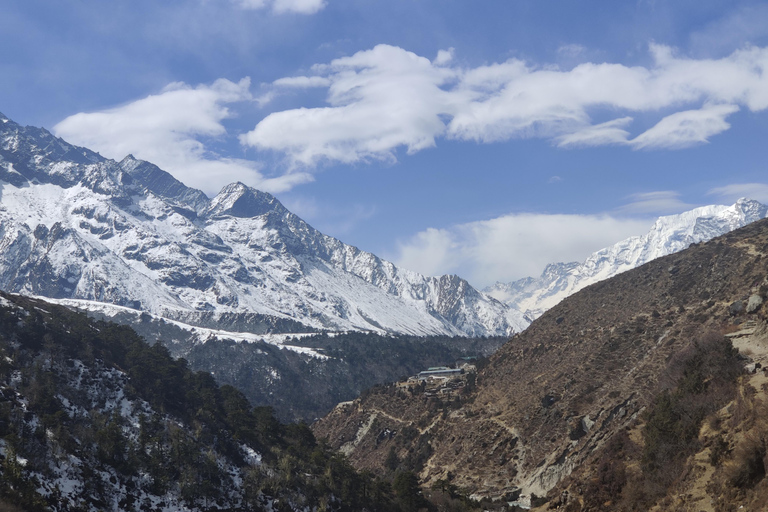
[53,44,768,196]
[54,78,313,195]
[394,212,651,288]
[244,43,768,166]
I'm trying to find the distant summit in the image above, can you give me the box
[485,198,768,319]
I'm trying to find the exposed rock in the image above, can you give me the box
[747,294,763,313]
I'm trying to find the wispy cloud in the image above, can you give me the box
[272,76,332,88]
[708,183,768,203]
[690,4,768,55]
[629,104,739,150]
[557,44,586,58]
[54,78,313,195]
[556,117,632,148]
[242,43,768,167]
[393,213,650,288]
[281,196,376,237]
[235,0,326,15]
[616,191,696,215]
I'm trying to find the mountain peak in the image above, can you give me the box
[118,154,209,213]
[205,182,285,218]
[733,196,768,217]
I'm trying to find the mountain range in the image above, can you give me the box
[3,112,767,344]
[3,113,768,510]
[0,112,525,338]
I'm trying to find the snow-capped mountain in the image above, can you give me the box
[485,199,768,319]
[0,112,526,336]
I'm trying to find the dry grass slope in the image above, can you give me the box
[314,218,768,510]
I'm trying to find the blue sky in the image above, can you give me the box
[3,0,768,287]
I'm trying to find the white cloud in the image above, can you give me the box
[241,45,455,166]
[272,0,325,14]
[54,78,313,195]
[242,44,768,167]
[708,183,768,204]
[236,0,269,9]
[235,0,325,14]
[394,213,651,288]
[396,228,462,279]
[616,191,696,215]
[629,103,739,149]
[434,48,455,66]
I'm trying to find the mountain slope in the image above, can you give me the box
[0,112,526,337]
[485,199,768,319]
[313,216,768,507]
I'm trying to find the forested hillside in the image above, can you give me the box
[0,293,430,511]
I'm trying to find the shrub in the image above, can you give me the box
[726,430,768,488]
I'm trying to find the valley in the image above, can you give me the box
[6,2,768,511]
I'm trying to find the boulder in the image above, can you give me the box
[747,294,764,313]
[730,300,745,315]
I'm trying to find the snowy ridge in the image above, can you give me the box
[0,113,526,337]
[485,199,768,319]
[38,296,328,359]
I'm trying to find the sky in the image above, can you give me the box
[2,0,768,289]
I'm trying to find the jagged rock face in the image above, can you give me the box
[313,218,768,501]
[0,112,526,336]
[486,199,768,320]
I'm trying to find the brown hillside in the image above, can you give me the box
[313,217,768,507]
